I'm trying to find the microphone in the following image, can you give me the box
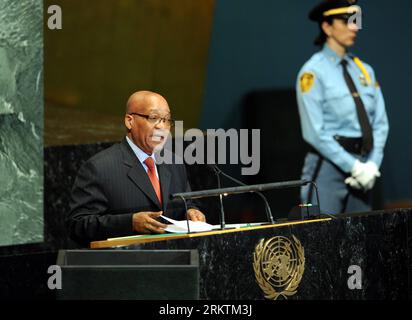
[172,180,311,198]
[170,175,314,232]
[208,164,275,224]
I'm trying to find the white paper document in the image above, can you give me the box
[160,215,214,233]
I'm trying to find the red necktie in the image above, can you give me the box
[144,157,162,205]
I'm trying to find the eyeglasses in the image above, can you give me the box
[128,112,174,127]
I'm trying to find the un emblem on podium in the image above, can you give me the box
[253,235,305,300]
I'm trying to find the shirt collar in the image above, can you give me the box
[322,43,351,66]
[125,136,156,165]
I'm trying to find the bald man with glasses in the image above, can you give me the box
[67,90,205,245]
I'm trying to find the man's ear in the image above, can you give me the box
[124,114,133,130]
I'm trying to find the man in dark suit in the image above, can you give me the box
[67,90,205,244]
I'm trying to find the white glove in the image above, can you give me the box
[346,160,381,191]
[344,176,363,190]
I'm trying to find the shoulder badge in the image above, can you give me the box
[300,72,315,93]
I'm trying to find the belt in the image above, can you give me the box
[334,135,364,155]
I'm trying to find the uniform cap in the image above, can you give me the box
[309,0,360,22]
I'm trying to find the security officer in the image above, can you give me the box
[296,0,389,214]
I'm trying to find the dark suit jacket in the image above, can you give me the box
[67,138,197,244]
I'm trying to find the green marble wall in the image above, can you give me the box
[0,0,44,246]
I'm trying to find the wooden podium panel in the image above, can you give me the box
[90,218,331,249]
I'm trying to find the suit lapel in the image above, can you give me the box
[120,139,162,209]
[127,165,162,209]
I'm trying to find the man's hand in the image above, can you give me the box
[346,160,381,191]
[132,211,167,234]
[187,208,206,222]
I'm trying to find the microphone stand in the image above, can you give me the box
[212,165,275,224]
[213,167,226,230]
[171,178,319,233]
[309,181,322,218]
[177,195,191,234]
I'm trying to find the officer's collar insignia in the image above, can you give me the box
[353,57,372,85]
[300,72,315,93]
[359,74,368,86]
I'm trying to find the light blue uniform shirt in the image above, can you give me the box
[296,44,389,173]
[126,136,159,179]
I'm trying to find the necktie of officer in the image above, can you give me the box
[144,157,162,205]
[341,59,374,155]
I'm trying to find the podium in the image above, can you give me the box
[56,249,199,300]
[85,210,412,300]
